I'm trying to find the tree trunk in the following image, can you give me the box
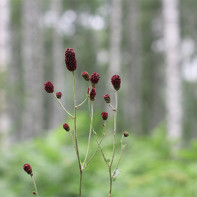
[108,0,122,88]
[124,0,142,134]
[0,0,10,147]
[162,0,182,139]
[21,0,44,139]
[50,0,66,129]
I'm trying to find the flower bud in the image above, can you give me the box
[90,72,100,85]
[23,163,32,175]
[123,131,129,137]
[101,112,108,120]
[104,94,110,103]
[32,192,36,195]
[63,123,70,132]
[44,81,54,93]
[90,88,96,101]
[81,71,89,81]
[65,48,77,71]
[56,92,62,99]
[111,75,121,91]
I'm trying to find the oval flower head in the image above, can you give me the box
[101,112,108,120]
[90,72,100,85]
[23,163,32,175]
[111,75,121,91]
[44,81,54,93]
[65,48,77,71]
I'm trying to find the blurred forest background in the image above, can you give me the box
[1,0,197,196]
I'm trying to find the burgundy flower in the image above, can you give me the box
[56,92,62,99]
[44,81,54,93]
[111,75,121,91]
[63,123,70,132]
[81,71,90,81]
[104,94,111,103]
[65,48,77,71]
[90,72,100,85]
[23,163,32,175]
[123,131,129,137]
[90,88,96,101]
[101,112,108,120]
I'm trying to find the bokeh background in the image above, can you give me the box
[1,0,197,196]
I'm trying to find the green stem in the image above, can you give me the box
[112,135,124,177]
[76,96,88,108]
[52,93,74,118]
[108,91,118,197]
[82,101,94,169]
[31,175,39,197]
[72,72,82,197]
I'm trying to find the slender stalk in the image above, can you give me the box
[72,72,82,197]
[52,93,74,118]
[94,130,108,166]
[69,131,76,151]
[108,90,118,197]
[88,81,91,116]
[109,103,116,111]
[82,101,94,169]
[112,135,124,177]
[110,91,118,166]
[86,126,106,167]
[76,96,88,108]
[31,175,39,197]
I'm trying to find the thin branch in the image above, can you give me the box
[31,175,39,197]
[52,92,74,118]
[76,95,88,108]
[82,101,94,169]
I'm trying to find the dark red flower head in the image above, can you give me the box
[44,81,54,93]
[63,123,70,132]
[90,88,96,101]
[123,131,129,137]
[56,92,62,99]
[65,48,77,71]
[81,71,90,81]
[90,72,100,85]
[101,112,108,120]
[111,75,121,91]
[23,163,32,175]
[104,94,111,103]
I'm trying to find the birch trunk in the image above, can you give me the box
[124,0,142,134]
[108,0,122,89]
[50,0,66,129]
[21,0,44,139]
[162,0,182,139]
[0,0,10,146]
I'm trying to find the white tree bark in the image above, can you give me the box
[163,0,182,139]
[0,0,10,147]
[108,0,122,89]
[50,0,66,129]
[124,0,142,133]
[22,0,44,139]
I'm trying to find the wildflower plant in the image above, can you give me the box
[23,48,129,197]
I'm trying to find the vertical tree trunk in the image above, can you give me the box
[108,0,122,88]
[0,0,10,146]
[21,0,44,139]
[162,0,182,139]
[50,0,66,129]
[124,0,142,134]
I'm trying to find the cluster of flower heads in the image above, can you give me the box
[43,48,127,136]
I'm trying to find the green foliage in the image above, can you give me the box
[1,113,197,196]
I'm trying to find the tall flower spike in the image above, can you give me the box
[104,94,111,103]
[111,75,121,91]
[44,81,54,93]
[90,72,100,85]
[90,88,96,101]
[81,71,90,81]
[65,48,77,71]
[23,163,32,175]
[101,112,108,120]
